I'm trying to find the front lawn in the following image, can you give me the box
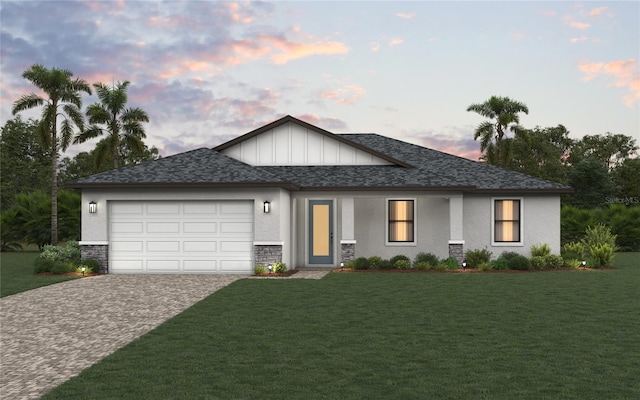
[0,251,79,298]
[43,253,639,399]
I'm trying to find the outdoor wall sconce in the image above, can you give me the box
[89,201,97,214]
[263,201,270,213]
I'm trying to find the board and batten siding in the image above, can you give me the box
[221,121,394,166]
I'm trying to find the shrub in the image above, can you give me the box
[589,243,617,267]
[464,248,492,268]
[378,259,393,270]
[545,255,564,269]
[389,255,410,266]
[508,255,531,270]
[51,261,75,274]
[81,259,101,273]
[499,251,521,261]
[530,256,546,270]
[34,257,55,273]
[530,243,551,257]
[433,262,448,271]
[414,261,432,271]
[273,262,287,273]
[394,259,411,270]
[254,265,267,275]
[564,259,582,269]
[581,224,619,267]
[490,258,510,270]
[441,257,459,270]
[367,256,382,268]
[40,241,81,264]
[413,252,439,268]
[562,242,586,260]
[351,257,371,270]
[477,262,493,271]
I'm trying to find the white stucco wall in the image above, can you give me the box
[352,193,452,261]
[463,194,561,258]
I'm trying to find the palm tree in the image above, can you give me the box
[466,96,529,168]
[12,64,91,245]
[74,81,150,170]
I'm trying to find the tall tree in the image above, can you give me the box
[12,64,91,245]
[74,81,150,170]
[509,125,573,184]
[569,133,638,169]
[0,116,50,210]
[467,96,529,168]
[567,158,617,209]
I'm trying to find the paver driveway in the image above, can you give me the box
[0,274,244,400]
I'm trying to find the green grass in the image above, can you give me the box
[0,251,79,298]
[43,253,639,399]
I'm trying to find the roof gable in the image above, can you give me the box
[214,115,413,168]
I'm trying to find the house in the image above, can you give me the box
[71,115,572,274]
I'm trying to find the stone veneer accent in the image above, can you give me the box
[448,243,464,268]
[341,243,356,263]
[254,245,282,266]
[80,244,109,274]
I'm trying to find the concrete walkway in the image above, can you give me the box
[0,270,330,400]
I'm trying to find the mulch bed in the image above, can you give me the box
[332,267,615,273]
[253,270,299,277]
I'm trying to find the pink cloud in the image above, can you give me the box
[295,114,348,131]
[570,21,590,30]
[320,84,366,105]
[578,59,640,107]
[512,32,525,40]
[570,37,589,43]
[587,6,608,17]
[389,38,404,46]
[261,34,349,65]
[370,42,380,52]
[396,12,416,19]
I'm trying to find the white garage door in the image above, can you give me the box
[109,201,254,274]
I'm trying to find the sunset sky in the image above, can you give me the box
[1,1,638,161]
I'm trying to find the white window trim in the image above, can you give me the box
[385,198,417,247]
[491,197,524,247]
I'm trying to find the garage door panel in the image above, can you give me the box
[220,202,252,214]
[183,222,216,233]
[221,222,252,234]
[147,260,181,272]
[147,203,180,214]
[184,203,217,215]
[110,201,253,274]
[147,222,180,233]
[184,260,218,272]
[184,241,217,252]
[111,222,143,234]
[111,260,144,272]
[111,241,143,252]
[221,241,252,252]
[147,241,180,252]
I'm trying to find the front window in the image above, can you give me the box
[388,200,414,242]
[494,199,521,242]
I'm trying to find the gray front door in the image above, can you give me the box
[309,200,333,264]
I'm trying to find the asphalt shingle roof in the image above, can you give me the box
[71,133,571,193]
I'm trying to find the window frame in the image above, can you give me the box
[491,197,524,246]
[385,198,417,246]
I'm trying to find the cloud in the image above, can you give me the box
[389,38,404,46]
[320,84,366,105]
[569,21,590,30]
[296,114,348,131]
[396,12,416,19]
[570,37,589,43]
[261,33,349,64]
[511,32,525,40]
[587,6,608,17]
[401,127,482,161]
[370,42,380,52]
[578,59,640,107]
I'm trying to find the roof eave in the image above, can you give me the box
[67,182,301,191]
